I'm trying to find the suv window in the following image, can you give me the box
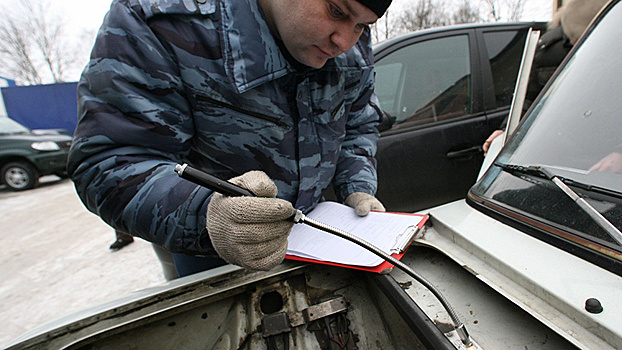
[483,30,529,107]
[0,117,30,135]
[375,35,471,129]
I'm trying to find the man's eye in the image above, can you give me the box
[330,5,345,18]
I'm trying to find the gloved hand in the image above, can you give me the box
[206,171,294,271]
[344,192,386,217]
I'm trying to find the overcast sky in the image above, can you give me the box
[0,0,552,81]
[1,0,553,38]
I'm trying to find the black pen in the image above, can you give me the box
[174,163,254,197]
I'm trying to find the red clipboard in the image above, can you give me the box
[285,212,428,274]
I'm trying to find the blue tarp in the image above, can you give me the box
[1,82,78,132]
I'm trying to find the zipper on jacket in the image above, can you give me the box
[195,94,289,128]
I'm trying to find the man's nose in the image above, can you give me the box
[330,25,361,54]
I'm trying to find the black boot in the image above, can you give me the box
[110,230,134,251]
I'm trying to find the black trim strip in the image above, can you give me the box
[467,193,622,277]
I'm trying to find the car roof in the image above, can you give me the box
[373,21,547,52]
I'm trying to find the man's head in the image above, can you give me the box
[259,0,392,68]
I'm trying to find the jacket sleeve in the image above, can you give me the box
[331,32,382,202]
[68,0,215,255]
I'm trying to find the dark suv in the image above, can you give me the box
[0,117,72,191]
[372,21,547,212]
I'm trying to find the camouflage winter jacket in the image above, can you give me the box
[68,0,382,256]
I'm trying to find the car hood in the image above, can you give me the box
[0,132,72,143]
[420,199,622,349]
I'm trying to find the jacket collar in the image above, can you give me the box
[219,0,375,93]
[138,0,371,94]
[138,0,292,93]
[219,0,293,93]
[139,0,217,18]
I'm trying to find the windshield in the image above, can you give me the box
[470,2,622,261]
[0,117,30,135]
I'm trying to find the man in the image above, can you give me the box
[68,0,389,277]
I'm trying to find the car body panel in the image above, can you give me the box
[414,200,621,349]
[3,251,577,350]
[392,245,576,349]
[0,134,71,172]
[5,263,456,350]
[0,118,71,182]
[409,2,622,347]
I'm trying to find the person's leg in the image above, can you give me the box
[173,254,227,278]
[151,244,179,281]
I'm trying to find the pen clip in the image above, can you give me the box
[392,225,420,254]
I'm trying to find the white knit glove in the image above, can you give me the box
[344,192,386,217]
[206,171,294,271]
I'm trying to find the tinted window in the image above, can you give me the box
[483,30,528,107]
[375,35,471,129]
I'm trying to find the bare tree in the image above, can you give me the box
[398,0,451,32]
[371,0,528,43]
[453,0,483,24]
[0,0,90,85]
[480,0,526,22]
[371,9,402,43]
[0,16,42,84]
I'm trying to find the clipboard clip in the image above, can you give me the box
[391,225,421,254]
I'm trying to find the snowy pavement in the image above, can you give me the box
[0,177,166,347]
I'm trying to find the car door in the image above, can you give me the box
[373,24,539,213]
[373,28,485,212]
[477,24,547,133]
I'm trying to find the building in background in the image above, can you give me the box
[0,81,78,133]
[1,82,78,133]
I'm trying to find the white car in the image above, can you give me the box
[6,1,622,349]
[408,0,622,346]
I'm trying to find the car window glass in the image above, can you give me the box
[473,6,622,262]
[0,117,30,135]
[375,62,404,114]
[483,30,528,108]
[374,35,471,129]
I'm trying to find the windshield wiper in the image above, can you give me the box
[495,162,622,246]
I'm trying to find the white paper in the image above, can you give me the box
[286,202,424,267]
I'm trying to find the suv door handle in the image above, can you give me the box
[446,146,483,159]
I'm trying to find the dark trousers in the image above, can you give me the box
[172,254,227,278]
